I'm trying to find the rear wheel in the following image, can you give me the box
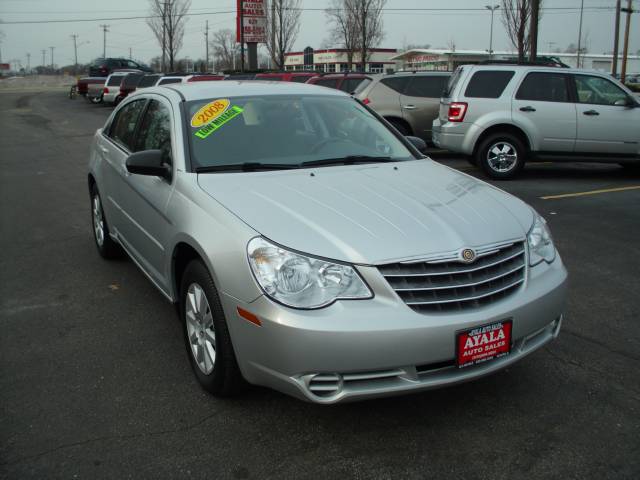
[89,95,102,104]
[180,260,245,396]
[476,133,526,180]
[90,184,122,259]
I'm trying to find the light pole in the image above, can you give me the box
[486,5,500,58]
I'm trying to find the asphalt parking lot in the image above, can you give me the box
[1,90,639,479]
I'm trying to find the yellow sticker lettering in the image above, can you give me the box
[190,99,231,128]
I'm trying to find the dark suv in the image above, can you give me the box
[89,58,152,77]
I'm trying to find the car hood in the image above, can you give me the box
[197,160,534,265]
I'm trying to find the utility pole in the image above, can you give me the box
[612,0,622,75]
[71,34,78,75]
[529,0,540,62]
[240,0,245,72]
[99,24,109,58]
[41,49,46,70]
[620,0,634,83]
[129,47,132,60]
[485,5,500,57]
[49,46,55,72]
[576,0,584,67]
[161,1,167,72]
[26,53,31,73]
[204,20,209,72]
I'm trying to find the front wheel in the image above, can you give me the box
[181,260,245,396]
[89,95,102,104]
[476,133,526,180]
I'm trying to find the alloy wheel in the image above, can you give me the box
[185,283,216,375]
[92,195,105,247]
[487,142,518,173]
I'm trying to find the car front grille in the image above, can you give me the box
[378,241,526,313]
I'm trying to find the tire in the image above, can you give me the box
[90,95,102,104]
[387,118,411,136]
[619,162,640,172]
[476,132,526,180]
[180,260,245,396]
[90,184,123,259]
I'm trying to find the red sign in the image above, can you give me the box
[0,63,10,71]
[236,0,267,43]
[456,320,512,368]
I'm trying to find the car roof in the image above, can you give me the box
[133,80,349,101]
[462,64,609,75]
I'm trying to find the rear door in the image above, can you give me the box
[400,74,450,141]
[572,74,640,155]
[512,71,576,152]
[116,97,176,293]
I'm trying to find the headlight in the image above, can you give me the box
[527,213,556,266]
[247,237,372,309]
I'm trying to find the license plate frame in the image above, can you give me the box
[456,320,512,369]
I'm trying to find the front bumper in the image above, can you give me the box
[223,255,568,404]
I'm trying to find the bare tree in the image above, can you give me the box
[210,29,241,71]
[325,0,359,70]
[345,0,386,72]
[265,0,302,70]
[501,0,543,62]
[147,0,190,72]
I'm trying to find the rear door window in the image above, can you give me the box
[107,75,125,86]
[464,70,515,98]
[107,99,147,150]
[158,78,182,85]
[340,78,365,93]
[380,76,410,94]
[516,72,569,102]
[405,76,449,98]
[314,78,339,89]
[291,75,311,83]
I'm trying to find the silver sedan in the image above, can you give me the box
[88,81,567,403]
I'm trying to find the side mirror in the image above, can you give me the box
[614,97,638,108]
[405,135,427,153]
[126,150,171,179]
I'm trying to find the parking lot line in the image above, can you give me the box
[541,185,640,200]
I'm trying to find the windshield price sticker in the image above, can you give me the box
[456,320,512,368]
[191,99,231,128]
[194,105,244,139]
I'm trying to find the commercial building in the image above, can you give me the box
[284,47,398,73]
[391,49,640,74]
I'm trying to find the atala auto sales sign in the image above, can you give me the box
[236,0,267,43]
[456,320,512,368]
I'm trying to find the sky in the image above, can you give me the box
[0,0,638,68]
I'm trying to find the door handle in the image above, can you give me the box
[402,105,417,110]
[519,106,536,112]
[583,110,600,116]
[98,146,109,154]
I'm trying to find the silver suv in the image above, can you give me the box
[432,64,640,179]
[355,71,451,142]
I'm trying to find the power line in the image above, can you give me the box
[0,10,235,25]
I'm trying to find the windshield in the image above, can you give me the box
[185,95,415,170]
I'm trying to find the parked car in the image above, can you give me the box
[102,71,139,105]
[306,72,373,93]
[184,74,225,82]
[86,79,106,104]
[119,72,145,100]
[89,57,152,77]
[254,72,317,83]
[88,81,567,404]
[355,71,451,142]
[75,77,105,104]
[433,64,640,179]
[136,74,163,89]
[156,76,184,86]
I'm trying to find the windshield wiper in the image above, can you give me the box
[195,162,300,173]
[299,155,394,168]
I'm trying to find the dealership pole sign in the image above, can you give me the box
[236,0,267,43]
